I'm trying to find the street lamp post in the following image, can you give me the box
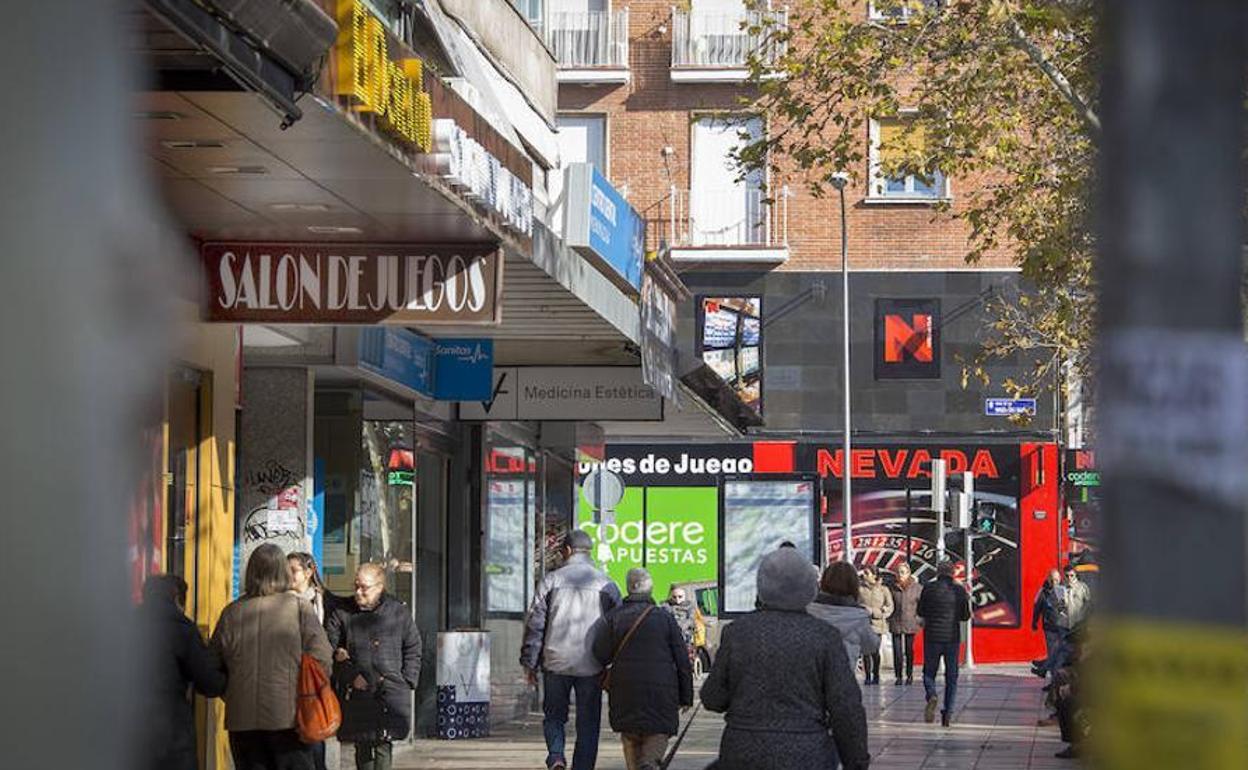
[829,172,852,562]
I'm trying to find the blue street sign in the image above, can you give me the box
[434,339,494,401]
[985,398,1037,417]
[359,328,435,398]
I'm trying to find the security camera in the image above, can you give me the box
[827,172,850,190]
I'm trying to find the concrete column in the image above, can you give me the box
[238,367,315,579]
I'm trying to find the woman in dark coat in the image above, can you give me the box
[326,563,422,770]
[592,568,694,770]
[138,574,227,770]
[701,549,870,770]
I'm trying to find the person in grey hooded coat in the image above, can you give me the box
[701,548,870,770]
[808,562,880,672]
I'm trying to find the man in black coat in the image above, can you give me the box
[137,574,227,770]
[327,563,423,770]
[917,560,972,727]
[592,568,693,770]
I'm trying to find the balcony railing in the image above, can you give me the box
[671,7,787,71]
[547,9,629,70]
[661,185,789,253]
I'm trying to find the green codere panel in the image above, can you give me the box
[578,486,719,600]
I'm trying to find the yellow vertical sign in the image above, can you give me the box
[1094,621,1248,769]
[335,0,433,151]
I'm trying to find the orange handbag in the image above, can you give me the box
[296,653,341,744]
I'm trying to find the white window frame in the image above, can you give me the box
[689,112,770,245]
[868,0,944,23]
[867,116,950,204]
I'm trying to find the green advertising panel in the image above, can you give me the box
[577,485,718,600]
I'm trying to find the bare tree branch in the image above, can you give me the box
[1007,17,1102,139]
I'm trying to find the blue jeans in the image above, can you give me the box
[542,672,602,770]
[1041,628,1064,674]
[923,640,961,714]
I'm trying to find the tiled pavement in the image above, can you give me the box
[372,665,1076,769]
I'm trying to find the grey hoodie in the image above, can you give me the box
[808,592,880,664]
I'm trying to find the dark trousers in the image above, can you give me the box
[922,640,961,714]
[354,740,392,770]
[229,730,314,770]
[862,653,881,681]
[312,741,327,770]
[892,633,915,680]
[543,672,603,770]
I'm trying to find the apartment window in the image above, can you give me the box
[512,0,544,33]
[550,114,606,212]
[690,115,766,245]
[870,117,947,200]
[869,0,943,22]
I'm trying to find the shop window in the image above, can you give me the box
[485,444,538,615]
[870,117,948,200]
[359,419,417,608]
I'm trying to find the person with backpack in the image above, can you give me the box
[137,574,227,770]
[212,544,333,770]
[916,560,972,727]
[326,562,422,770]
[592,568,694,770]
[521,529,623,770]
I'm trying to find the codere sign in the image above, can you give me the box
[336,0,433,152]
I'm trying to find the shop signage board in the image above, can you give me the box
[985,398,1038,417]
[202,242,502,325]
[359,327,435,397]
[563,164,645,293]
[334,0,433,151]
[432,339,494,401]
[875,298,941,380]
[433,119,534,238]
[641,274,680,404]
[459,367,663,421]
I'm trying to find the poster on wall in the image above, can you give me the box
[697,296,763,415]
[485,478,527,613]
[810,444,1022,627]
[576,484,719,600]
[721,479,818,614]
[436,631,490,740]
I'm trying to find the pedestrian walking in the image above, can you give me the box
[808,561,879,673]
[521,529,623,770]
[1060,565,1091,630]
[888,562,922,686]
[592,568,694,770]
[1031,569,1066,678]
[702,548,870,770]
[212,544,333,770]
[326,563,422,770]
[916,560,971,727]
[662,585,705,665]
[137,574,227,770]
[857,566,893,685]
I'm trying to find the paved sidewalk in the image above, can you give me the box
[367,665,1075,769]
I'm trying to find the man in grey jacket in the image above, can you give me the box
[522,530,623,770]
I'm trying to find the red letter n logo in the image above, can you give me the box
[883,314,934,363]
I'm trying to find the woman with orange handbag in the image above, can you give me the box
[213,544,333,770]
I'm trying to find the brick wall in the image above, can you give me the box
[557,1,1015,273]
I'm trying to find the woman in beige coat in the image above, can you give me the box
[858,565,894,685]
[213,544,333,770]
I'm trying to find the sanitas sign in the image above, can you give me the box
[203,243,501,325]
[459,367,662,421]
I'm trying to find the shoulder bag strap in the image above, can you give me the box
[609,605,655,667]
